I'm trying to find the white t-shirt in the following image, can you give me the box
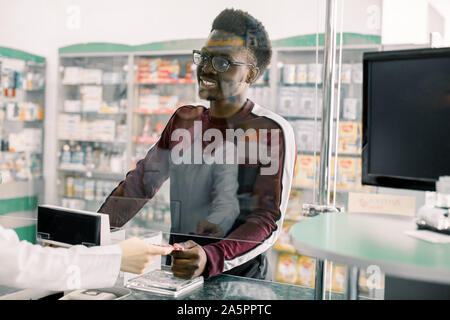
[0,224,121,291]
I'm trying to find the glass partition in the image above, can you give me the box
[5,0,436,300]
[48,1,383,299]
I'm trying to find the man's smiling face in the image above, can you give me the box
[197,29,257,102]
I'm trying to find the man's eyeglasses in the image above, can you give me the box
[193,50,256,73]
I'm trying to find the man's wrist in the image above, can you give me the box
[201,244,224,278]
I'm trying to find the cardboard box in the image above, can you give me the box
[296,255,316,287]
[275,253,298,284]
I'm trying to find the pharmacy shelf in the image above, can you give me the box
[0,48,46,203]
[52,35,380,214]
[284,216,309,223]
[134,108,176,115]
[279,82,356,87]
[58,167,124,180]
[62,83,127,86]
[61,196,108,202]
[14,88,45,92]
[0,151,42,155]
[0,119,44,124]
[273,246,297,254]
[133,137,159,144]
[137,78,195,85]
[55,52,130,209]
[280,83,323,87]
[291,184,375,194]
[57,137,126,144]
[297,151,361,157]
[282,115,321,120]
[250,83,269,87]
[60,111,127,115]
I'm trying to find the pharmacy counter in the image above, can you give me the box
[0,270,345,300]
[290,212,450,299]
[121,273,321,300]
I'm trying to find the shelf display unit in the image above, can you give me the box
[267,34,384,298]
[127,49,202,241]
[247,68,272,110]
[0,46,46,243]
[57,46,132,212]
[132,51,198,166]
[282,47,379,220]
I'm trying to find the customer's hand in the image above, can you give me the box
[197,220,223,238]
[171,240,207,279]
[118,238,173,274]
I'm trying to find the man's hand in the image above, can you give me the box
[118,238,173,274]
[171,240,207,279]
[197,220,223,238]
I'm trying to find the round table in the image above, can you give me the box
[289,212,450,299]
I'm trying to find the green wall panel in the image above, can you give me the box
[0,46,45,63]
[272,33,381,47]
[14,224,37,244]
[59,42,133,54]
[58,33,381,54]
[0,196,38,216]
[134,39,206,52]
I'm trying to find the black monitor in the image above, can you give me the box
[362,47,450,191]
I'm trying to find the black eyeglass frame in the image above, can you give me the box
[192,50,257,73]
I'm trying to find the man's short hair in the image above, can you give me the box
[211,8,272,78]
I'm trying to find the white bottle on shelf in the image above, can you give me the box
[142,119,151,139]
[60,143,72,166]
[85,145,95,170]
[71,143,86,170]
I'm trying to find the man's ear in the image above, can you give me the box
[247,67,260,84]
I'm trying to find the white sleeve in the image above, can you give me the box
[207,161,240,236]
[0,225,122,291]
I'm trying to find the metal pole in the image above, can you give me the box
[314,0,338,300]
[317,0,338,206]
[126,54,134,173]
[344,266,360,300]
[314,260,325,300]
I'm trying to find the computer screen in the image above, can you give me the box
[37,205,101,246]
[362,47,450,191]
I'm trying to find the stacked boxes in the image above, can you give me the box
[137,88,178,113]
[1,102,44,121]
[137,58,182,83]
[273,220,298,253]
[58,114,116,142]
[80,85,103,112]
[293,154,363,190]
[337,121,361,154]
[63,177,119,203]
[282,64,323,85]
[293,154,319,187]
[275,253,347,292]
[62,67,103,85]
